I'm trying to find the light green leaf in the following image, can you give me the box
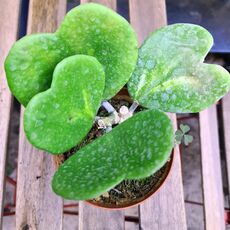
[128,23,230,113]
[184,134,193,146]
[56,3,138,99]
[24,55,105,154]
[52,109,174,200]
[180,124,190,133]
[4,34,70,106]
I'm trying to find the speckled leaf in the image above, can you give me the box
[24,55,105,154]
[52,109,174,200]
[5,34,70,106]
[56,3,138,99]
[128,23,230,113]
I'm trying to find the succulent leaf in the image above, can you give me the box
[128,23,230,113]
[52,109,174,200]
[5,3,138,106]
[57,3,138,99]
[24,55,105,154]
[4,34,70,106]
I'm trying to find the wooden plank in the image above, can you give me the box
[16,0,66,229]
[129,1,187,229]
[0,0,21,228]
[79,203,124,230]
[200,106,225,230]
[129,0,167,44]
[223,92,230,206]
[81,0,116,9]
[78,0,124,229]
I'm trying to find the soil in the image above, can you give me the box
[54,94,172,208]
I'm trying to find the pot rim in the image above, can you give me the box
[85,149,175,210]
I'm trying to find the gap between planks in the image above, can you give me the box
[0,0,21,229]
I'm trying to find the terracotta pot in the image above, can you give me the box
[53,88,174,209]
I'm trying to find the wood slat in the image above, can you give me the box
[129,1,187,229]
[223,92,230,206]
[78,1,124,229]
[129,0,167,44]
[0,0,21,228]
[200,106,225,230]
[81,0,116,9]
[79,203,124,230]
[16,0,66,229]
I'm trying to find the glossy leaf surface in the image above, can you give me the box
[57,3,138,99]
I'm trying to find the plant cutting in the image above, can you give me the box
[4,3,230,208]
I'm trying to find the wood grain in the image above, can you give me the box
[129,1,186,229]
[0,0,21,228]
[79,203,124,230]
[200,106,225,230]
[16,0,66,229]
[78,1,125,229]
[80,0,116,9]
[223,92,230,206]
[129,0,167,44]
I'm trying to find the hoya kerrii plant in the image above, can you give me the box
[4,3,230,201]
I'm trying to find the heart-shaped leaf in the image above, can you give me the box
[52,109,174,200]
[128,23,230,113]
[5,4,138,106]
[24,55,105,154]
[180,124,190,133]
[175,130,183,144]
[5,34,70,106]
[56,3,138,99]
[184,134,193,146]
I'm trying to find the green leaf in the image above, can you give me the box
[24,55,105,154]
[4,34,70,106]
[184,134,193,146]
[5,3,138,105]
[52,109,174,200]
[56,3,138,99]
[180,124,190,133]
[175,130,183,144]
[128,23,230,113]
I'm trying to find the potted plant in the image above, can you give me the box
[4,3,230,209]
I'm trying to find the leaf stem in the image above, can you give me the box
[102,100,116,113]
[129,101,139,114]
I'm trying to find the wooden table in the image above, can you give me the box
[0,0,228,229]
